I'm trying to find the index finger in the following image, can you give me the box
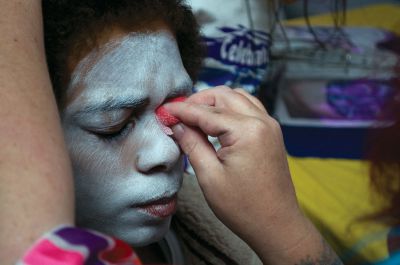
[187,86,267,117]
[164,101,240,138]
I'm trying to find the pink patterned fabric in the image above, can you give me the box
[19,226,142,265]
[23,239,84,265]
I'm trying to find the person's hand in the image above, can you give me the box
[164,87,315,262]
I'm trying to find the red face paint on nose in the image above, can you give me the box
[156,96,186,135]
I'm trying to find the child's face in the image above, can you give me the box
[61,25,192,246]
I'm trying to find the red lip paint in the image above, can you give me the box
[137,195,177,218]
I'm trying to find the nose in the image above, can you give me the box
[136,116,181,174]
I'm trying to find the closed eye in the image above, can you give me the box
[91,121,134,142]
[82,101,148,143]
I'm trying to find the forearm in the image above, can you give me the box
[249,210,343,265]
[0,1,74,264]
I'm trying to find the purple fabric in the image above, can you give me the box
[326,79,395,120]
[56,227,109,265]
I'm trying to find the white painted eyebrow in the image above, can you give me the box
[73,97,149,117]
[72,79,192,117]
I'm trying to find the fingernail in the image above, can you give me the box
[172,123,184,140]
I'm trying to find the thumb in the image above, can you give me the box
[172,123,222,179]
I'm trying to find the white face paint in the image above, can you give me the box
[61,28,192,246]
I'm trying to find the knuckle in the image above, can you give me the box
[244,117,282,140]
[268,117,280,130]
[210,107,224,114]
[214,85,232,92]
[253,96,265,108]
[233,87,247,94]
[268,117,282,134]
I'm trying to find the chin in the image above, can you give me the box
[77,208,174,246]
[113,216,172,247]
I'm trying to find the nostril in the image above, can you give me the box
[146,165,168,174]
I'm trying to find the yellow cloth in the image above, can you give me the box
[289,157,389,263]
[285,3,400,263]
[285,4,400,35]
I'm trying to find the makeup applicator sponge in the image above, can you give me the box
[156,96,186,134]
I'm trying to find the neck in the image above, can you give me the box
[135,243,167,264]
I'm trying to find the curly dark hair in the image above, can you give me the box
[42,0,204,105]
[367,85,400,226]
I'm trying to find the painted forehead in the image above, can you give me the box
[65,30,192,110]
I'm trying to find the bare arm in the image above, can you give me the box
[0,1,74,264]
[166,87,343,265]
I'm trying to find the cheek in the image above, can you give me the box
[65,127,126,179]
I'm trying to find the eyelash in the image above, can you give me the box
[94,121,134,142]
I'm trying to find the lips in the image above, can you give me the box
[136,194,177,218]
